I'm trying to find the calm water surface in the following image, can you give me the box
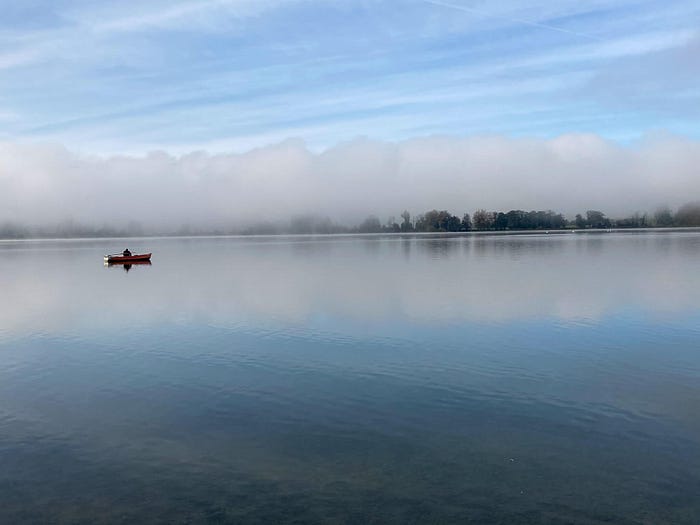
[1,232,699,524]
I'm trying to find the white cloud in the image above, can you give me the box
[1,133,699,230]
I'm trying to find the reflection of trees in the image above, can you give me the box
[471,236,564,259]
[401,237,412,260]
[6,233,700,336]
[416,238,461,259]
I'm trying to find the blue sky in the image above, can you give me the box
[1,0,698,154]
[1,1,700,228]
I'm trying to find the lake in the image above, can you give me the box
[1,232,699,524]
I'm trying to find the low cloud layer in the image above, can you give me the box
[1,133,699,231]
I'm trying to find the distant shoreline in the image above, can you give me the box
[3,227,700,243]
[4,203,699,240]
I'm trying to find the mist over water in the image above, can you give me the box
[2,231,700,332]
[2,134,700,231]
[2,0,699,521]
[1,232,700,523]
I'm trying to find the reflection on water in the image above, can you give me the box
[3,232,699,332]
[106,260,153,272]
[1,232,700,523]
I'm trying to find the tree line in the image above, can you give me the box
[354,202,700,233]
[1,202,700,238]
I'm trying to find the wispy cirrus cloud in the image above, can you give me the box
[423,0,605,41]
[0,0,697,152]
[75,0,293,33]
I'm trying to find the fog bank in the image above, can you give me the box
[1,134,699,231]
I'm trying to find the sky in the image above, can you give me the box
[0,0,699,227]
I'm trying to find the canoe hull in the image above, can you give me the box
[104,253,152,263]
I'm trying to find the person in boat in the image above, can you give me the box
[122,248,132,257]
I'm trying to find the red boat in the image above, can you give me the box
[104,252,152,263]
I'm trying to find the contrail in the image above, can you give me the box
[423,0,604,42]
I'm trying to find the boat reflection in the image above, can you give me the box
[105,260,152,272]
